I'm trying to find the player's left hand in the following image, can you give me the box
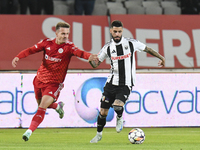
[158,59,165,67]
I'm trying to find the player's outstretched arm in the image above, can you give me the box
[88,54,101,68]
[12,57,19,68]
[144,46,165,67]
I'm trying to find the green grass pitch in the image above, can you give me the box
[0,127,200,150]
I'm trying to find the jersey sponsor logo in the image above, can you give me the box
[111,53,131,60]
[45,54,62,62]
[58,48,63,53]
[47,47,51,50]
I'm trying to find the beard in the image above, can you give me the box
[112,35,122,43]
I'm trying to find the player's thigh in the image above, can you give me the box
[42,83,64,102]
[113,99,124,106]
[36,99,41,106]
[39,95,54,108]
[100,83,115,109]
[114,86,131,105]
[100,94,114,110]
[33,76,42,100]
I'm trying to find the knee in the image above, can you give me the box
[113,105,123,111]
[113,99,124,106]
[98,113,107,119]
[100,109,108,116]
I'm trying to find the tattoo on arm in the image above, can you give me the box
[89,60,101,68]
[144,46,164,60]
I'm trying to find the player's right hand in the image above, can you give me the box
[89,54,99,64]
[12,57,19,68]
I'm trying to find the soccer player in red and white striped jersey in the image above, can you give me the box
[12,22,98,141]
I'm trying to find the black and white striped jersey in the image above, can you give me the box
[98,37,146,86]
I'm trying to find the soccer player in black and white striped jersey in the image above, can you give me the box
[89,20,165,143]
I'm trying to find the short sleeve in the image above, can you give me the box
[133,40,146,52]
[98,46,108,62]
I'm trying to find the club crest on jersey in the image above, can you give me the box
[58,48,63,53]
[112,50,116,53]
[72,46,78,51]
[124,45,128,50]
[101,96,105,101]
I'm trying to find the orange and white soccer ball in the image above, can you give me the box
[128,128,145,144]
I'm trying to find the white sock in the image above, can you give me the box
[97,132,102,135]
[27,129,32,134]
[56,104,60,111]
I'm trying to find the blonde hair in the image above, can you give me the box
[56,22,70,31]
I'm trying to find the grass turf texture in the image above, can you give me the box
[0,127,200,150]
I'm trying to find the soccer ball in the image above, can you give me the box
[128,128,145,144]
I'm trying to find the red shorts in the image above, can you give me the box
[33,76,64,101]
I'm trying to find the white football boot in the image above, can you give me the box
[22,129,32,142]
[56,102,65,119]
[116,116,123,133]
[90,132,102,143]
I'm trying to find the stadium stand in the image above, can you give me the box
[127,6,145,14]
[92,3,108,15]
[160,1,178,8]
[1,0,184,15]
[127,0,143,2]
[145,0,162,2]
[54,3,69,15]
[106,1,124,9]
[142,1,160,8]
[145,6,163,14]
[163,5,181,14]
[124,1,143,8]
[109,6,127,14]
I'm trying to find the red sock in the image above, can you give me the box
[48,103,58,109]
[29,107,46,132]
